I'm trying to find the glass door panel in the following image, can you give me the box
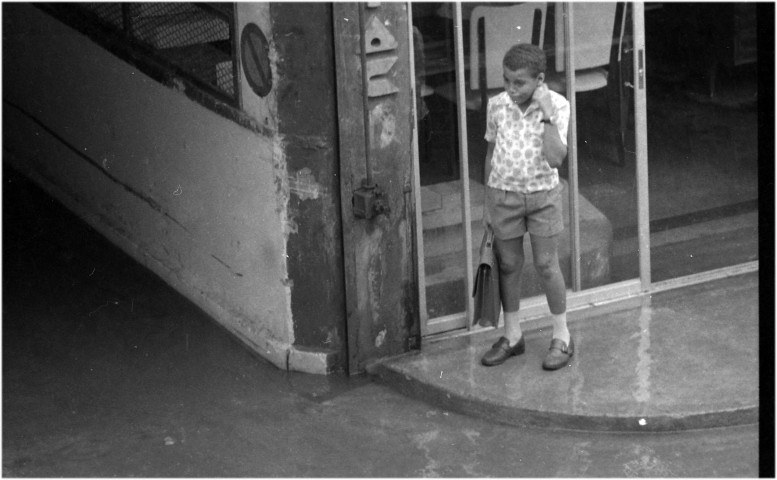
[413,2,645,336]
[560,2,641,287]
[413,2,471,333]
[643,3,758,281]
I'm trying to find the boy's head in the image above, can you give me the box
[503,43,547,77]
[502,43,547,107]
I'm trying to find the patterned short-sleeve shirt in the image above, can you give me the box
[484,90,570,193]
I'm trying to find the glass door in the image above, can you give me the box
[642,3,759,282]
[411,2,648,337]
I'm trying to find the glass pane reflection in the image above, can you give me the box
[644,2,759,281]
[414,2,642,323]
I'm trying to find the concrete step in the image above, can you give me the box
[371,272,760,432]
[610,212,759,283]
[421,179,485,231]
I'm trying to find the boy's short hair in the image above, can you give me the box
[503,43,546,76]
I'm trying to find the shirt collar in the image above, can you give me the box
[494,91,541,115]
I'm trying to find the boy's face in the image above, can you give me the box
[503,66,544,107]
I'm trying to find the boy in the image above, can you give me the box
[480,43,572,370]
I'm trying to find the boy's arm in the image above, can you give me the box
[484,141,495,184]
[533,84,568,168]
[541,122,567,168]
[482,141,495,227]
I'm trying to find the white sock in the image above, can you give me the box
[551,312,570,344]
[504,311,523,346]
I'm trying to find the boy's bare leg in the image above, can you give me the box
[494,236,525,346]
[530,234,570,344]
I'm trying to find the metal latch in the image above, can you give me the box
[353,179,389,219]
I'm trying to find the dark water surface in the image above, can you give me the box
[2,168,759,477]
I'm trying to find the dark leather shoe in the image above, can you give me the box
[542,337,574,370]
[481,336,525,366]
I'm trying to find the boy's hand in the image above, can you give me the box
[482,205,491,229]
[533,83,554,120]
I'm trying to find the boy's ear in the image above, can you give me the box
[537,72,545,84]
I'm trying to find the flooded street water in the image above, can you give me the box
[2,168,379,476]
[2,168,761,477]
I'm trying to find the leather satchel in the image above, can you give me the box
[472,227,501,327]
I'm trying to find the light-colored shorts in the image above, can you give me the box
[486,183,564,239]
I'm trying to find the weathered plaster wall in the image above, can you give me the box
[2,4,301,370]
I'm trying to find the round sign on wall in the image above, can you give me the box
[240,23,272,98]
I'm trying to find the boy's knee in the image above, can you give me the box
[499,253,524,275]
[533,256,559,279]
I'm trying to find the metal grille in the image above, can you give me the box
[78,3,237,101]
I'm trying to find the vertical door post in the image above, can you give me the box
[632,2,651,289]
[333,3,420,373]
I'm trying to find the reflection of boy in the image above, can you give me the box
[481,43,573,370]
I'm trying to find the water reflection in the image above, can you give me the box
[633,296,653,403]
